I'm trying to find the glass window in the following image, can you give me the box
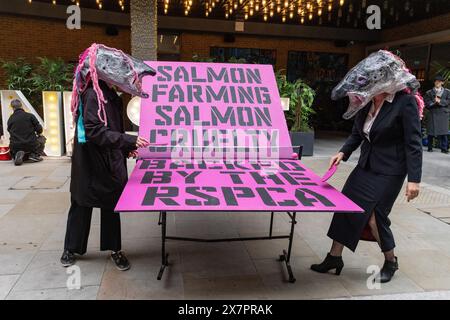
[429,42,450,79]
[392,45,429,82]
[210,47,276,65]
[286,51,349,131]
[157,32,181,61]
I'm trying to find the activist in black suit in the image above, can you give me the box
[312,92,423,282]
[311,50,423,284]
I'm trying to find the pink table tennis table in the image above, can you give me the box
[115,61,363,283]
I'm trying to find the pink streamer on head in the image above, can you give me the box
[70,48,90,121]
[404,87,425,120]
[385,50,424,120]
[88,44,108,126]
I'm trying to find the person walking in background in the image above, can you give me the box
[424,75,450,154]
[310,51,423,284]
[7,99,46,165]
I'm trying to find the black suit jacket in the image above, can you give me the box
[340,92,423,183]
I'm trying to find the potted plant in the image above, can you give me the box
[1,58,34,94]
[276,70,316,156]
[1,57,72,114]
[31,57,73,93]
[1,58,41,108]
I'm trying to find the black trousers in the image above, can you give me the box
[428,135,449,151]
[64,199,121,254]
[10,135,46,157]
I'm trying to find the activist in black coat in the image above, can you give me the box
[64,81,138,257]
[70,81,137,209]
[424,86,450,136]
[62,44,154,269]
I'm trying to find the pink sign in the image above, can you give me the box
[115,159,362,212]
[137,61,293,160]
[115,61,363,213]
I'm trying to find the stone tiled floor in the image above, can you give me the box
[1,142,450,300]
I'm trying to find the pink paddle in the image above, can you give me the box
[321,164,338,182]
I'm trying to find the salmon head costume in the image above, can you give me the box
[71,43,156,142]
[331,50,424,120]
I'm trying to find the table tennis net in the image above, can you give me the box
[137,145,302,161]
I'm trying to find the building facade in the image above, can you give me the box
[0,0,449,131]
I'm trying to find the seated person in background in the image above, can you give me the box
[7,99,46,165]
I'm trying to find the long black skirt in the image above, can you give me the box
[327,165,405,252]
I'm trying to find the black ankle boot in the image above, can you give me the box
[378,257,398,283]
[311,253,344,275]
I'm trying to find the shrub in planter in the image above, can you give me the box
[276,70,316,156]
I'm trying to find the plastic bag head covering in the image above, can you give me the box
[331,50,421,120]
[71,43,156,126]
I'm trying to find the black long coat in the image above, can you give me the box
[70,81,137,209]
[424,88,450,136]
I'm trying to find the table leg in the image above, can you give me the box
[279,212,297,283]
[269,212,274,237]
[157,211,169,280]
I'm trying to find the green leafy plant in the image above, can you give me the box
[276,70,316,132]
[192,54,216,63]
[31,57,73,92]
[227,56,247,64]
[1,57,73,116]
[1,58,34,96]
[192,54,248,64]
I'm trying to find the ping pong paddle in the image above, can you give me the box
[321,164,338,182]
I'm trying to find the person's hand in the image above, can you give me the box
[136,136,150,148]
[435,97,441,104]
[329,152,345,169]
[128,150,138,159]
[406,182,420,202]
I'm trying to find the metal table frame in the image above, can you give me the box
[156,210,298,283]
[155,146,304,284]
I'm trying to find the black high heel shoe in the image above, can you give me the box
[310,253,344,275]
[377,257,398,283]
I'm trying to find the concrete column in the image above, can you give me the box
[130,0,158,60]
